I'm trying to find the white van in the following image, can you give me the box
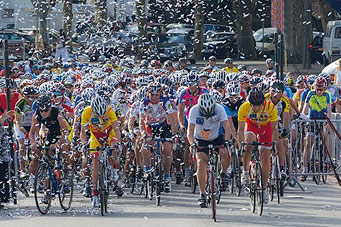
[253,27,279,56]
[322,20,341,65]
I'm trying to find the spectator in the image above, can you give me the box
[55,29,69,62]
[0,110,15,208]
[334,59,341,88]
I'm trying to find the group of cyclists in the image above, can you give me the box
[1,54,340,211]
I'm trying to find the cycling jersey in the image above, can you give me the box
[178,87,209,117]
[294,89,305,110]
[140,96,175,126]
[188,104,227,141]
[223,97,244,130]
[264,93,290,121]
[81,105,118,150]
[238,100,278,126]
[305,90,331,119]
[36,107,61,144]
[283,86,293,99]
[15,99,34,128]
[223,67,239,74]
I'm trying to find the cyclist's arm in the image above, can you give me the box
[187,122,195,145]
[302,102,309,116]
[237,121,245,148]
[139,113,147,137]
[57,112,70,138]
[80,125,87,144]
[228,117,237,140]
[128,115,136,135]
[29,112,39,146]
[282,111,289,130]
[168,112,178,134]
[289,98,300,114]
[14,112,26,134]
[327,103,332,119]
[271,121,279,141]
[178,103,185,128]
[112,120,122,144]
[221,120,231,141]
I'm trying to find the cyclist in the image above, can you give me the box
[139,82,178,193]
[28,95,71,193]
[187,93,232,207]
[178,72,209,185]
[14,85,39,177]
[222,58,239,74]
[301,77,332,182]
[237,87,279,204]
[80,95,122,207]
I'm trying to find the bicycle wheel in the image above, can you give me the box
[58,169,74,211]
[129,169,136,194]
[190,165,197,194]
[99,162,106,216]
[311,144,320,185]
[210,167,217,222]
[275,164,280,204]
[255,162,264,216]
[155,159,162,206]
[229,153,235,195]
[320,145,328,184]
[34,163,52,215]
[249,163,256,213]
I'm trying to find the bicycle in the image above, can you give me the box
[127,139,144,195]
[226,141,242,196]
[242,141,275,216]
[143,136,172,206]
[34,140,73,215]
[172,134,185,185]
[195,143,225,222]
[89,142,117,216]
[268,141,280,204]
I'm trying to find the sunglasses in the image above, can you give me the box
[40,108,51,113]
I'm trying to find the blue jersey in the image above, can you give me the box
[284,86,293,99]
[219,104,231,135]
[301,88,311,103]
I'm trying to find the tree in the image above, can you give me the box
[95,0,107,27]
[63,0,73,51]
[233,0,257,59]
[136,0,148,59]
[194,0,204,61]
[314,0,338,32]
[31,0,56,55]
[302,0,312,69]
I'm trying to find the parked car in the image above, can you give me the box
[253,27,279,57]
[309,32,323,64]
[202,31,237,59]
[323,20,341,65]
[0,29,33,60]
[158,28,196,64]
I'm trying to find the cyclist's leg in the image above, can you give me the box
[243,122,257,172]
[302,124,314,176]
[18,138,26,173]
[196,145,209,194]
[183,118,191,181]
[258,122,273,188]
[89,134,102,196]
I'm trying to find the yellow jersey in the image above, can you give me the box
[238,100,278,126]
[264,93,290,114]
[81,106,117,134]
[223,67,239,74]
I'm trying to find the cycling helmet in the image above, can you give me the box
[171,72,182,85]
[199,71,210,79]
[37,95,52,110]
[226,81,241,96]
[237,64,247,71]
[91,95,108,117]
[266,58,273,65]
[229,73,239,81]
[157,75,172,87]
[137,76,149,87]
[52,83,66,96]
[187,71,199,85]
[151,60,162,68]
[23,85,39,96]
[206,78,215,87]
[295,75,306,87]
[284,76,293,86]
[270,79,284,92]
[164,60,173,68]
[249,77,262,86]
[265,69,276,77]
[148,82,162,94]
[81,87,95,103]
[138,69,149,76]
[224,58,233,64]
[307,74,318,85]
[210,89,224,103]
[216,70,229,82]
[198,93,216,117]
[314,76,327,89]
[248,87,265,105]
[257,81,270,92]
[318,72,331,83]
[140,59,149,68]
[212,79,226,90]
[137,86,148,100]
[251,68,262,76]
[238,73,250,83]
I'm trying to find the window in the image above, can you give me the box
[325,27,331,38]
[2,9,14,18]
[334,27,341,38]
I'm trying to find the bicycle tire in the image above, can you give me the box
[156,158,162,206]
[276,167,280,204]
[191,168,197,194]
[58,169,74,211]
[129,170,135,194]
[311,144,320,185]
[210,167,217,222]
[249,164,256,213]
[235,153,242,196]
[255,162,264,216]
[99,162,106,216]
[34,163,52,215]
[229,153,235,195]
[321,144,328,184]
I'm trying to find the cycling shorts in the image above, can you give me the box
[196,135,225,155]
[245,118,272,148]
[89,127,115,156]
[146,124,172,139]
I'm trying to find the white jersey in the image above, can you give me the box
[188,104,227,141]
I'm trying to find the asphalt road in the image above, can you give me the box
[1,177,341,227]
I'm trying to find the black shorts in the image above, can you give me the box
[147,124,172,140]
[196,135,225,155]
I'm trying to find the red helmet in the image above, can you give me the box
[314,76,327,89]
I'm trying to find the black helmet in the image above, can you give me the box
[212,79,226,90]
[251,68,262,75]
[248,87,265,105]
[23,85,39,96]
[270,79,284,92]
[38,95,52,110]
[249,77,262,86]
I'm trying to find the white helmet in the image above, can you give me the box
[91,95,108,116]
[226,81,241,96]
[209,89,224,103]
[216,70,229,83]
[198,93,216,117]
[81,87,95,103]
